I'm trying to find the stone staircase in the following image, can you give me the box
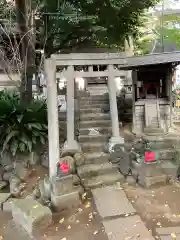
[78,94,122,189]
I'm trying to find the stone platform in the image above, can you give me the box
[92,184,154,240]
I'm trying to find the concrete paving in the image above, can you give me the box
[92,185,136,218]
[92,185,154,240]
[103,215,154,240]
[1,220,34,240]
[159,236,180,240]
[156,227,180,240]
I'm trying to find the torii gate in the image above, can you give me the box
[44,53,127,178]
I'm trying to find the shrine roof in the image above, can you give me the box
[122,51,180,70]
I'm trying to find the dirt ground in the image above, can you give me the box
[0,201,108,240]
[37,200,108,240]
[124,182,180,237]
[0,165,108,240]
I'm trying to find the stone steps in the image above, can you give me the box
[77,162,116,178]
[80,119,111,128]
[80,95,109,101]
[80,113,110,121]
[78,93,121,189]
[80,100,109,105]
[144,127,164,135]
[80,103,109,109]
[79,126,111,136]
[84,152,110,164]
[81,171,123,189]
[80,107,103,114]
[81,142,105,153]
[79,134,109,143]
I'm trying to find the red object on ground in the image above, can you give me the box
[59,162,69,173]
[144,152,155,163]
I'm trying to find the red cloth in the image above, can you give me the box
[144,152,155,162]
[143,82,160,89]
[59,163,69,173]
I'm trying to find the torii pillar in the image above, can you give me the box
[108,64,124,151]
[45,58,60,178]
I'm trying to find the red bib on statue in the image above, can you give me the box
[144,152,155,163]
[59,163,69,173]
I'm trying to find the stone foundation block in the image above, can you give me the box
[149,141,173,150]
[139,174,167,188]
[2,198,15,213]
[159,149,175,160]
[175,149,180,164]
[161,161,178,179]
[12,199,52,236]
[0,193,11,209]
[51,191,81,212]
[139,163,162,177]
[51,175,78,196]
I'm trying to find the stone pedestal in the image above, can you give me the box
[51,175,82,212]
[61,140,81,157]
[138,163,168,188]
[51,191,80,212]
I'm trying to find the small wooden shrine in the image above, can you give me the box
[122,52,180,134]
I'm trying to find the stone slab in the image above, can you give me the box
[12,199,52,236]
[156,227,180,235]
[156,227,180,239]
[92,186,136,218]
[159,236,180,240]
[1,220,34,240]
[0,193,11,209]
[2,198,15,213]
[103,215,154,240]
[51,191,81,212]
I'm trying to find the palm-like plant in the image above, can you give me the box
[0,90,48,157]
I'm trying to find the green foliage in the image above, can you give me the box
[0,90,48,157]
[1,0,160,56]
[0,0,15,20]
[161,14,180,49]
[135,11,180,55]
[34,0,160,56]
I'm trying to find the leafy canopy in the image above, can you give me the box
[1,0,160,56]
[34,0,160,56]
[135,11,180,55]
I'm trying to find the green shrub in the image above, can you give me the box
[0,90,48,157]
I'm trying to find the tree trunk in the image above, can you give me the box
[15,0,34,104]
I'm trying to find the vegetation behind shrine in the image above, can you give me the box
[0,90,48,157]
